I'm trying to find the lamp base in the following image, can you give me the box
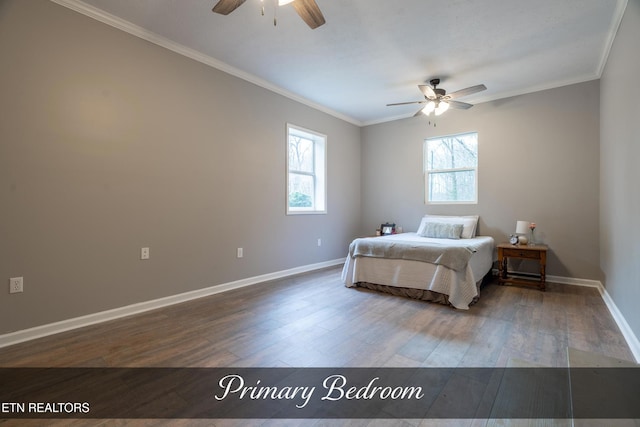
[518,235,529,245]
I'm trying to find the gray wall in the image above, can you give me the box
[361,80,601,280]
[0,0,361,334]
[600,0,640,342]
[1,0,636,342]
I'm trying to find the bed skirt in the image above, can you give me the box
[352,277,487,308]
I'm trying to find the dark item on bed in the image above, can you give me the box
[380,223,395,235]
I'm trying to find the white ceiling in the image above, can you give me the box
[56,0,626,126]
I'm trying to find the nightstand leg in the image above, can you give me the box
[501,257,508,279]
[540,251,547,291]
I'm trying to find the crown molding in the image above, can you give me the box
[597,0,629,77]
[49,0,363,127]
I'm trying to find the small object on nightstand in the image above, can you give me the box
[515,220,530,245]
[509,234,519,245]
[380,223,395,235]
[529,222,537,245]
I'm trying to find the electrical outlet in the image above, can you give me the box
[317,238,322,247]
[237,248,243,258]
[141,247,150,260]
[9,277,23,294]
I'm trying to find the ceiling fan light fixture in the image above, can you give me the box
[387,79,486,118]
[422,101,436,116]
[434,101,450,116]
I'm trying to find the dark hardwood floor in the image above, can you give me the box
[0,266,633,369]
[0,266,635,426]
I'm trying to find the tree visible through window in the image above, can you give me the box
[424,132,478,204]
[287,124,326,214]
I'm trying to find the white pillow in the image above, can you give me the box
[417,215,479,239]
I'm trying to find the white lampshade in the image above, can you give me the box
[515,220,530,235]
[434,101,450,116]
[421,101,436,116]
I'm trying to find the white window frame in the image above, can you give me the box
[424,132,478,205]
[286,123,327,215]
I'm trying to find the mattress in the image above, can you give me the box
[341,233,495,309]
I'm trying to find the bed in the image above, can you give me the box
[341,215,495,309]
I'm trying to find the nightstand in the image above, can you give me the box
[497,243,548,291]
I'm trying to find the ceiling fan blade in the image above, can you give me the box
[386,100,426,107]
[418,85,437,100]
[212,0,247,15]
[291,0,325,29]
[447,100,474,109]
[444,84,487,100]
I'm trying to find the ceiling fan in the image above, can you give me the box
[212,0,326,29]
[387,78,487,117]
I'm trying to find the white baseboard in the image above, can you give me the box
[3,264,639,363]
[547,275,640,362]
[490,270,640,362]
[0,258,345,349]
[545,274,603,288]
[593,285,640,363]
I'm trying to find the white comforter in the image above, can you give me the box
[341,233,495,309]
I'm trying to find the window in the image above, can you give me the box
[286,124,326,214]
[424,132,478,204]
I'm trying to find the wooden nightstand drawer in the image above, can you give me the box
[501,247,541,260]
